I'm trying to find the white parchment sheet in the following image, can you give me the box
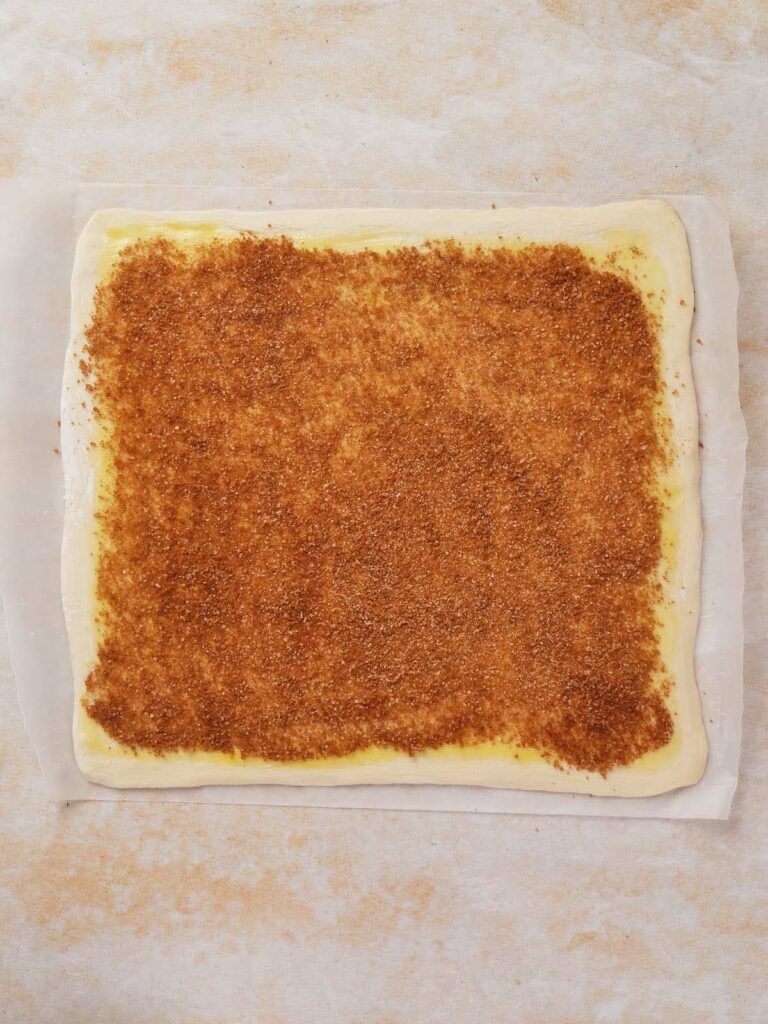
[0,182,745,817]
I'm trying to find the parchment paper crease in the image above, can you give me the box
[0,181,745,817]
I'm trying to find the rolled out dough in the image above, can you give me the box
[62,201,707,795]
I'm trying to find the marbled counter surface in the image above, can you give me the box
[1,3,766,1021]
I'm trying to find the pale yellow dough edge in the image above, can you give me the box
[62,201,707,794]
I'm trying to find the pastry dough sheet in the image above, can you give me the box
[64,201,706,795]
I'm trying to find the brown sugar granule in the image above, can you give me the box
[82,235,673,773]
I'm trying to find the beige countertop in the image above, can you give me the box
[1,2,766,1022]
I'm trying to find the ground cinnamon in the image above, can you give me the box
[81,234,673,772]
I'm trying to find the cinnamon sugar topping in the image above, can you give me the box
[81,234,672,772]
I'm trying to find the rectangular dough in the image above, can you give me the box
[63,201,707,794]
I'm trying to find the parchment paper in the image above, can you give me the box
[0,181,745,817]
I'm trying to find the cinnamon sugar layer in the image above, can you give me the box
[81,235,672,773]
